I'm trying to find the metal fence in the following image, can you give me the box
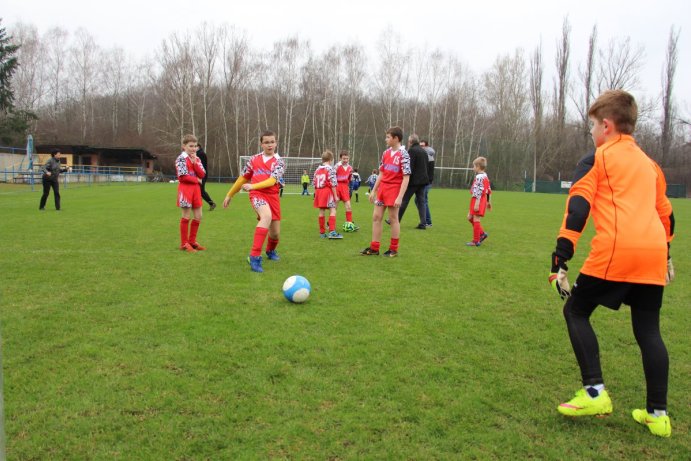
[524,179,687,198]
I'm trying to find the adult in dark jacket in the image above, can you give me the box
[420,139,435,227]
[397,134,429,229]
[196,145,216,210]
[39,148,66,211]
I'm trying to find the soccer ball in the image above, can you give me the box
[342,221,356,232]
[282,275,311,303]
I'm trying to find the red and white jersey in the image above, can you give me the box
[241,153,285,195]
[175,152,205,184]
[378,147,411,185]
[313,164,337,189]
[470,172,491,199]
[335,162,353,185]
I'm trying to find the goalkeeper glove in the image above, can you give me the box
[549,252,571,300]
[666,257,675,284]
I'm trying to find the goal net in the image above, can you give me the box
[239,155,323,195]
[433,166,475,189]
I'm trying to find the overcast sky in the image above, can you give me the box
[4,0,691,115]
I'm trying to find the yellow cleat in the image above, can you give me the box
[632,409,671,437]
[558,389,613,417]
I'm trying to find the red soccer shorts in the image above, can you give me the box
[177,183,202,208]
[314,188,337,209]
[376,182,403,207]
[469,196,488,217]
[250,191,281,221]
[336,183,351,202]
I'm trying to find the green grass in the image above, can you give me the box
[1,183,689,459]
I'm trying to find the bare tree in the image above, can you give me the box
[195,23,220,147]
[574,25,597,149]
[10,22,47,114]
[156,31,196,145]
[660,26,679,162]
[43,27,69,128]
[101,47,127,141]
[70,28,99,142]
[554,16,571,133]
[529,43,544,191]
[596,37,645,92]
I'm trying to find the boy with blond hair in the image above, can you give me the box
[176,134,206,252]
[361,126,410,257]
[312,150,343,239]
[549,90,676,437]
[465,156,491,246]
[223,131,285,273]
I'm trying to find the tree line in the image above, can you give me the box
[4,18,688,188]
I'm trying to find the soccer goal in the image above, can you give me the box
[434,166,475,189]
[239,156,322,195]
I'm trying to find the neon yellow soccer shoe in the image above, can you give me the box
[557,389,613,417]
[632,409,671,437]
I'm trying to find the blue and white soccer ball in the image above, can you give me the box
[342,221,356,232]
[282,275,311,303]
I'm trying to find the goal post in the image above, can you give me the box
[239,156,323,195]
[433,166,475,189]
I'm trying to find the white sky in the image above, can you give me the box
[4,0,691,116]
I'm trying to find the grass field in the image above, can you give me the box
[1,183,689,460]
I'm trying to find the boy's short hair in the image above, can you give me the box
[339,150,349,159]
[322,150,334,162]
[473,156,487,170]
[386,126,403,142]
[182,134,197,145]
[260,130,276,143]
[50,148,60,157]
[588,89,637,135]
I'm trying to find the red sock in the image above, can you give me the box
[318,216,326,234]
[328,216,336,232]
[266,237,279,252]
[251,227,268,256]
[473,221,482,242]
[390,237,399,252]
[189,219,200,244]
[370,241,380,251]
[180,218,190,246]
[346,211,353,222]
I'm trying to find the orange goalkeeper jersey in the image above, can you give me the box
[558,134,674,286]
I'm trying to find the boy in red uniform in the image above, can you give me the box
[313,150,343,239]
[335,150,359,231]
[223,131,285,273]
[465,156,491,246]
[176,134,206,252]
[361,126,411,257]
[549,90,676,437]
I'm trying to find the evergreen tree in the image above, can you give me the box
[0,19,35,145]
[0,18,20,113]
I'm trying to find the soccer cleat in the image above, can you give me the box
[209,202,217,211]
[383,249,398,257]
[557,389,613,417]
[465,241,481,247]
[265,250,280,261]
[415,224,427,230]
[247,255,264,273]
[479,232,489,243]
[360,247,379,256]
[327,231,344,239]
[632,409,671,437]
[320,233,328,239]
[190,242,206,251]
[180,243,197,253]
